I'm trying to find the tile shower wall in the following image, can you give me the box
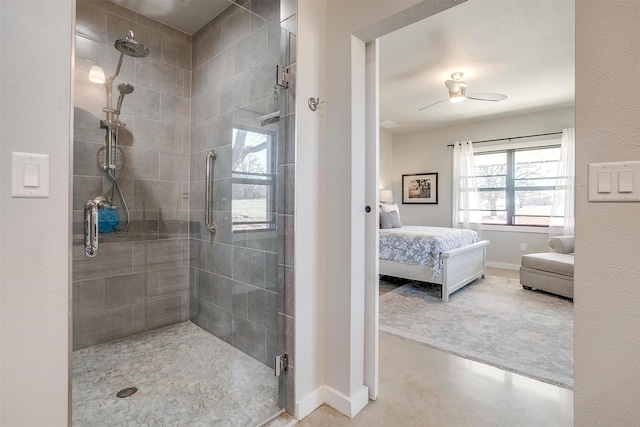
[189,1,296,411]
[72,0,296,415]
[72,0,192,350]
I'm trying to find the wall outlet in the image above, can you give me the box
[520,243,527,251]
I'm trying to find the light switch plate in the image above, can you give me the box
[12,152,50,198]
[588,161,640,202]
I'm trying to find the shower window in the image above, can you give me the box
[232,126,277,232]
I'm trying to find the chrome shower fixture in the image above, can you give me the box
[109,30,149,83]
[115,30,149,58]
[116,83,134,114]
[86,30,149,248]
[101,31,149,178]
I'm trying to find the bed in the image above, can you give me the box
[379,224,489,302]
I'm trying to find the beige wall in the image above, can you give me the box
[379,130,393,192]
[391,107,575,267]
[574,1,640,424]
[295,0,328,417]
[0,1,73,425]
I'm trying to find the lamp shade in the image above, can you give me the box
[89,64,105,84]
[379,189,393,202]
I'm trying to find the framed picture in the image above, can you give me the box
[402,173,438,204]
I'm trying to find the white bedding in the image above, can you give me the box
[379,226,480,277]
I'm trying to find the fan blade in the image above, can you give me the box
[466,93,508,102]
[444,80,459,92]
[418,99,449,111]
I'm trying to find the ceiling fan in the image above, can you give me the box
[418,72,508,111]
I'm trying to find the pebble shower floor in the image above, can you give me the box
[73,322,280,426]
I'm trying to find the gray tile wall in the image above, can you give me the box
[73,0,296,417]
[189,2,296,412]
[73,0,192,350]
[190,0,295,413]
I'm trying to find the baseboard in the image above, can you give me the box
[296,385,369,420]
[324,385,369,418]
[295,387,325,420]
[486,261,520,271]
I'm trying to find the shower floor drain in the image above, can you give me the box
[116,387,138,398]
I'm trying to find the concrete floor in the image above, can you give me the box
[295,268,573,427]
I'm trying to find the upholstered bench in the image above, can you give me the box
[520,236,574,299]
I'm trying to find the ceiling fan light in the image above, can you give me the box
[449,82,467,103]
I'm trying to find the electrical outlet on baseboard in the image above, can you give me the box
[520,243,526,251]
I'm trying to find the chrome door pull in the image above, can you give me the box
[84,199,99,257]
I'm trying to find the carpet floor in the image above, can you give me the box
[379,275,573,389]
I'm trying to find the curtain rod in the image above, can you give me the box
[446,131,563,147]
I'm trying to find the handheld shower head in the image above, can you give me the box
[118,83,135,95]
[116,83,135,113]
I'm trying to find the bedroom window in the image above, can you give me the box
[231,126,277,232]
[473,145,561,226]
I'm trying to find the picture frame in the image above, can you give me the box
[402,173,438,204]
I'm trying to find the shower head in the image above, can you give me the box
[108,31,149,81]
[114,30,149,58]
[118,83,134,95]
[116,83,135,113]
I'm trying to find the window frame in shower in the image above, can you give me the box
[231,124,277,232]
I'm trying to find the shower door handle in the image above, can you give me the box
[205,149,217,234]
[84,199,99,257]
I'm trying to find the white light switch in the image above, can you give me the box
[619,171,634,193]
[23,163,40,187]
[12,152,49,198]
[597,172,611,193]
[589,161,640,202]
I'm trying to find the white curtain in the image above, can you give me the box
[549,128,575,237]
[452,141,481,229]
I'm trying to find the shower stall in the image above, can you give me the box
[72,0,296,424]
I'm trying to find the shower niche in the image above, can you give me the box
[72,0,296,423]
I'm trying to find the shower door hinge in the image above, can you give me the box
[276,65,291,88]
[274,353,288,376]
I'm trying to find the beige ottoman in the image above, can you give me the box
[519,236,574,299]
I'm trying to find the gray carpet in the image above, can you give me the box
[380,275,573,389]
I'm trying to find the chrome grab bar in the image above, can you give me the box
[205,149,217,234]
[84,199,99,257]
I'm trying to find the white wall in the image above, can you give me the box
[379,130,393,191]
[294,0,328,418]
[0,1,73,425]
[297,0,466,419]
[392,107,574,267]
[574,2,640,425]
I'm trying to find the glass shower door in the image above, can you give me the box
[189,3,295,423]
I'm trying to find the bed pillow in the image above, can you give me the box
[380,202,399,213]
[380,210,402,229]
[380,203,401,227]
